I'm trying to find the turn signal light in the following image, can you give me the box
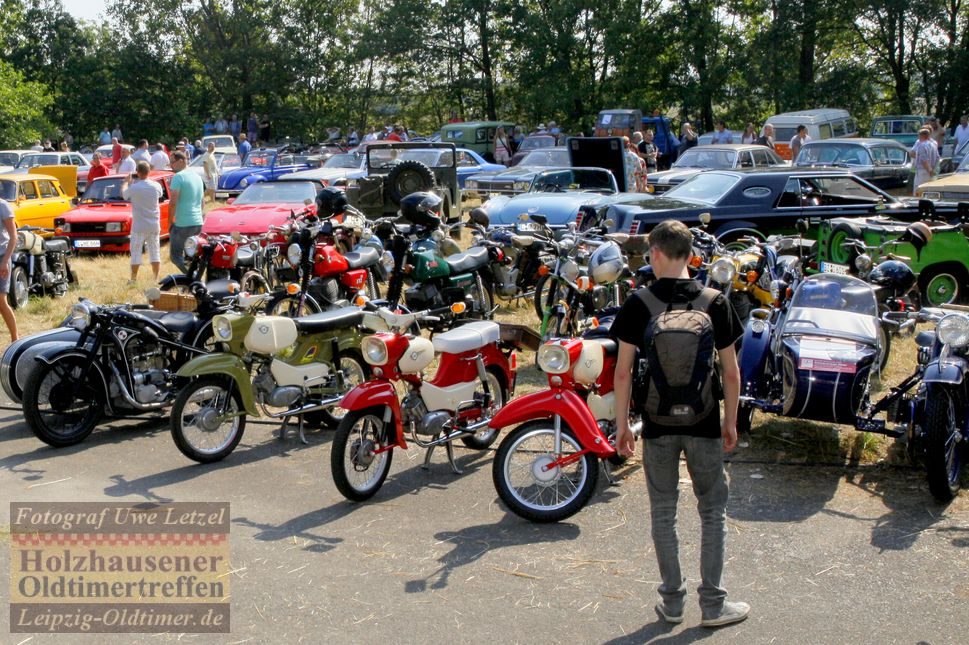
[510,352,518,371]
[576,276,592,291]
[590,317,600,328]
[746,271,759,283]
[54,227,64,236]
[450,302,467,314]
[227,283,238,294]
[689,256,702,268]
[354,294,369,307]
[402,263,414,274]
[538,265,550,276]
[286,283,300,295]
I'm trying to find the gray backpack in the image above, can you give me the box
[637,287,720,427]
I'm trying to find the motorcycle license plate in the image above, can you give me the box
[74,239,101,248]
[819,261,849,275]
[516,222,541,232]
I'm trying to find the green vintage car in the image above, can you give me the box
[816,215,969,305]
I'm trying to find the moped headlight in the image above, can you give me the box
[855,254,872,272]
[105,222,122,232]
[513,181,530,192]
[710,257,737,284]
[361,336,389,366]
[69,302,91,331]
[287,243,302,266]
[213,316,233,341]
[537,343,571,374]
[184,236,199,259]
[561,259,580,283]
[937,314,969,348]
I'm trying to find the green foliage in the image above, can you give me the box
[0,60,52,147]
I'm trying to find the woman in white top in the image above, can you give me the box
[741,123,757,144]
[493,126,511,165]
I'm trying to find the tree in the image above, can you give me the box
[0,60,53,146]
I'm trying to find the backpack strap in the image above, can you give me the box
[638,287,670,317]
[691,287,721,313]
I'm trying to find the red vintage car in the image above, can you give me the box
[54,171,173,253]
[201,179,322,237]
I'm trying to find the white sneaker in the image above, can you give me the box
[701,601,750,627]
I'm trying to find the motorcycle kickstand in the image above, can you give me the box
[601,460,619,486]
[444,439,463,475]
[297,414,308,445]
[421,443,436,470]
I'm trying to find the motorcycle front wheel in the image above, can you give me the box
[331,406,395,501]
[22,355,102,447]
[492,421,599,523]
[924,385,966,502]
[170,376,247,463]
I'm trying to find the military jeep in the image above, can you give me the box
[345,142,460,222]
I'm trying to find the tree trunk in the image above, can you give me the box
[478,0,497,120]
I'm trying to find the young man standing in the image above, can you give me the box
[910,127,941,195]
[789,124,811,160]
[0,197,19,341]
[201,142,218,203]
[611,220,747,628]
[122,161,163,282]
[168,151,205,273]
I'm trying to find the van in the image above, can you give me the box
[440,121,516,161]
[595,109,643,139]
[766,109,858,160]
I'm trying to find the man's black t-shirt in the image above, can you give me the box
[610,278,743,439]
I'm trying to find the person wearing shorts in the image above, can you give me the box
[122,161,163,282]
[202,141,218,202]
[0,198,19,341]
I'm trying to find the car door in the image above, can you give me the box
[883,146,910,186]
[159,177,172,237]
[14,179,44,227]
[867,146,891,186]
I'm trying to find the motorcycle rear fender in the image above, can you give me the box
[175,353,259,416]
[488,389,615,458]
[36,349,109,401]
[158,274,190,290]
[340,380,405,446]
[738,318,772,396]
[923,356,969,385]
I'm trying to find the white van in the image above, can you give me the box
[766,109,858,160]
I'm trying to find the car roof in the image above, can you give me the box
[871,115,929,120]
[802,137,906,148]
[685,144,775,151]
[5,173,60,182]
[768,108,852,120]
[522,147,566,153]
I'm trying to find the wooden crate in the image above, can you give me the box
[149,291,197,312]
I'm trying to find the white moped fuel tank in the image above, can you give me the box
[421,380,480,413]
[398,336,435,374]
[270,360,330,387]
[573,340,605,386]
[587,391,616,421]
[244,317,298,354]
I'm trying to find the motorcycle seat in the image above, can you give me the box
[432,320,500,354]
[44,238,70,253]
[293,306,364,333]
[344,246,380,269]
[158,311,198,337]
[445,246,489,274]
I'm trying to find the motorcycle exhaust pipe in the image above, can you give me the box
[268,393,345,419]
[411,417,494,448]
[107,363,167,411]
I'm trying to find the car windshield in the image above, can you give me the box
[82,178,128,202]
[205,136,235,148]
[0,180,16,201]
[324,153,362,169]
[520,136,556,151]
[957,154,969,173]
[234,181,317,205]
[244,151,275,167]
[530,169,615,193]
[673,148,737,169]
[368,148,453,169]
[399,150,444,166]
[665,172,740,204]
[519,149,570,166]
[0,153,20,166]
[16,154,60,168]
[796,143,871,166]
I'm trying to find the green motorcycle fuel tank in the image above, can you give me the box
[409,248,451,281]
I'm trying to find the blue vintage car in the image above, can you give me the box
[480,167,650,228]
[215,148,314,198]
[464,147,571,198]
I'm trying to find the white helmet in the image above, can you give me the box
[589,241,624,285]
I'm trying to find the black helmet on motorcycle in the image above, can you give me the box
[869,260,917,296]
[399,191,442,227]
[316,186,348,218]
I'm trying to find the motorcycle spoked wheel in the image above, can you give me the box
[461,368,506,449]
[303,354,370,429]
[266,292,322,317]
[492,421,599,523]
[924,385,966,502]
[8,266,29,309]
[22,356,103,447]
[331,406,395,501]
[533,273,557,321]
[170,376,247,463]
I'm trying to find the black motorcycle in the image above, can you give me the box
[20,283,232,447]
[8,227,77,309]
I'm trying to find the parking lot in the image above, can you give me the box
[1,396,967,644]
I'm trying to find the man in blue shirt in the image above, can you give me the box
[168,151,205,273]
[238,133,252,161]
[710,121,733,144]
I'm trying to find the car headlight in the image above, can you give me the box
[105,222,122,232]
[184,236,199,258]
[69,302,91,331]
[287,243,302,265]
[937,313,969,348]
[561,259,580,282]
[466,180,477,189]
[710,257,737,284]
[537,343,571,374]
[513,181,530,192]
[240,177,249,187]
[361,336,388,366]
[213,316,233,341]
[854,253,872,272]
[921,191,941,200]
[58,222,70,233]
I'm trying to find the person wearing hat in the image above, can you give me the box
[536,123,548,134]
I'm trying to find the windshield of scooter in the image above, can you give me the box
[784,274,878,343]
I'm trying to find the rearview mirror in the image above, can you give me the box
[469,207,489,228]
[698,212,711,226]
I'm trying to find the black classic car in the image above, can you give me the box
[648,144,787,193]
[794,138,911,189]
[606,168,967,243]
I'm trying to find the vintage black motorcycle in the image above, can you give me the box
[8,227,76,309]
[19,283,239,447]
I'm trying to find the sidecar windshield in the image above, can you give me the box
[784,275,878,343]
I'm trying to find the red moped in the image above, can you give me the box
[330,304,539,501]
[488,324,643,522]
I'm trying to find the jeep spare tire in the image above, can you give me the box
[385,160,435,204]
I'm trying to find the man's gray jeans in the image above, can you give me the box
[643,434,728,617]
[169,224,202,274]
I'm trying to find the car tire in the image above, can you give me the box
[385,160,435,205]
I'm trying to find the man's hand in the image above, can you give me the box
[0,263,10,281]
[721,420,737,452]
[615,426,636,457]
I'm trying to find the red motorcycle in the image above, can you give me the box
[330,304,539,501]
[488,320,642,522]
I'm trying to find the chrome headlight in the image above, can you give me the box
[240,177,250,187]
[213,316,233,341]
[537,343,571,374]
[920,191,941,200]
[287,243,302,265]
[184,236,199,258]
[710,257,737,284]
[431,229,445,242]
[69,302,91,331]
[854,254,872,272]
[513,181,530,192]
[466,180,477,189]
[750,319,767,335]
[937,314,969,348]
[361,336,388,366]
[105,222,122,232]
[561,259,580,283]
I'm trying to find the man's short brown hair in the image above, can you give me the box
[171,150,187,162]
[135,160,150,177]
[649,219,693,260]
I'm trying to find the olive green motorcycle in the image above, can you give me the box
[169,294,370,463]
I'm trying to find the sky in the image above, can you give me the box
[62,0,108,23]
